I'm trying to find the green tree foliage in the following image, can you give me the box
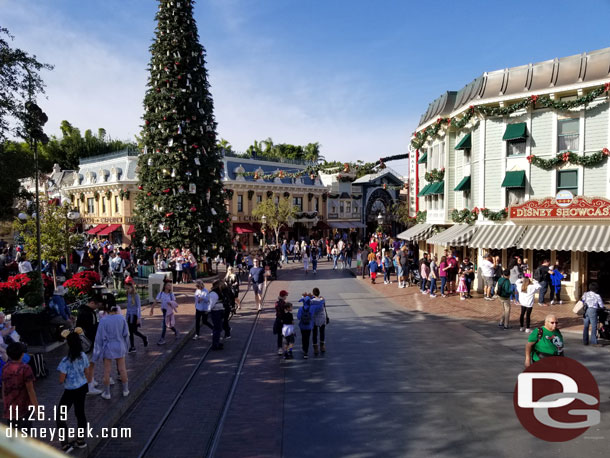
[243,138,322,162]
[13,202,82,286]
[0,27,53,141]
[40,121,136,170]
[392,199,413,226]
[251,197,298,245]
[135,0,230,255]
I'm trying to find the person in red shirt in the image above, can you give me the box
[2,342,38,431]
[369,238,378,254]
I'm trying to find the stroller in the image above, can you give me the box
[408,262,421,286]
[598,308,610,340]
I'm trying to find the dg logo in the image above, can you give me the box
[514,357,600,441]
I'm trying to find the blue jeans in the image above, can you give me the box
[440,277,447,295]
[420,278,428,292]
[384,269,391,283]
[538,281,548,304]
[465,277,472,296]
[312,258,318,271]
[333,256,338,269]
[583,307,599,345]
[429,278,437,295]
[510,283,518,302]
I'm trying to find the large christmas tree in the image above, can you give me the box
[135,0,230,257]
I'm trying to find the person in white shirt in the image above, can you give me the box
[18,253,33,274]
[480,255,495,300]
[109,252,125,290]
[581,282,606,346]
[516,277,541,332]
[193,280,212,339]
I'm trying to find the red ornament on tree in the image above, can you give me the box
[166,212,174,217]
[190,206,197,212]
[147,192,151,196]
[163,188,170,193]
[138,185,143,190]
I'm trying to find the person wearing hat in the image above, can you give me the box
[274,291,289,355]
[49,286,73,330]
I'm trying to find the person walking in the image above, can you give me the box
[581,282,605,346]
[548,266,564,305]
[303,243,310,274]
[297,293,318,359]
[480,255,495,300]
[249,258,265,311]
[419,254,430,294]
[193,280,212,339]
[311,288,328,356]
[516,277,541,333]
[274,290,289,355]
[382,251,393,285]
[534,259,551,306]
[439,256,448,297]
[209,280,225,350]
[76,295,103,395]
[311,243,318,274]
[524,314,564,367]
[429,256,438,298]
[92,305,129,400]
[125,281,148,352]
[225,266,240,310]
[149,280,178,345]
[496,269,513,329]
[459,257,474,298]
[109,251,125,291]
[56,328,89,451]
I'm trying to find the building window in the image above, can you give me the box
[257,195,262,204]
[101,197,106,214]
[274,196,279,205]
[115,196,120,213]
[345,201,351,214]
[507,139,526,157]
[87,198,95,214]
[293,197,303,211]
[314,197,319,212]
[558,118,579,152]
[463,190,471,209]
[557,170,578,195]
[353,202,359,214]
[506,188,525,206]
[339,201,344,214]
[237,195,243,212]
[463,149,471,165]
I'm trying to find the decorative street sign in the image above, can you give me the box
[510,196,610,219]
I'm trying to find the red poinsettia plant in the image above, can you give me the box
[63,271,101,298]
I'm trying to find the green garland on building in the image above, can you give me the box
[450,207,508,223]
[424,168,445,182]
[411,83,610,150]
[416,210,427,223]
[528,148,610,170]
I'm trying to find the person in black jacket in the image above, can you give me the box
[219,280,234,339]
[76,295,103,395]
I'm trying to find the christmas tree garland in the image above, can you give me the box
[412,83,610,150]
[528,148,610,170]
[450,207,508,224]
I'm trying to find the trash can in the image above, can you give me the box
[148,272,172,300]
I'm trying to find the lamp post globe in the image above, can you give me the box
[377,212,383,226]
[261,215,267,226]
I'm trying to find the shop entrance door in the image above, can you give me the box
[587,252,610,301]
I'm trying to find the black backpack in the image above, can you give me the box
[300,305,312,326]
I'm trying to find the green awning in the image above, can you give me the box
[502,122,527,141]
[501,170,526,188]
[454,176,471,191]
[417,152,428,164]
[429,181,445,195]
[417,183,432,197]
[455,133,472,150]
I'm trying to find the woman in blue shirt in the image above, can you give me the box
[56,328,89,451]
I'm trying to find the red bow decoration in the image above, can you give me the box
[530,95,538,103]
[468,105,475,111]
[604,82,610,92]
[220,220,224,223]
[163,188,170,193]
[166,212,174,217]
[526,155,534,163]
[254,173,259,180]
[447,117,452,125]
[278,171,285,178]
[562,152,570,162]
[310,174,316,180]
[473,207,480,213]
[602,147,610,156]
[190,206,197,212]
[436,118,442,124]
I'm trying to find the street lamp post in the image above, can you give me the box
[66,209,81,275]
[261,215,267,247]
[377,212,383,227]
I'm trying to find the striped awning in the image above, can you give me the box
[518,225,610,252]
[469,224,527,249]
[397,223,434,241]
[427,224,478,246]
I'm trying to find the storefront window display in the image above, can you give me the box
[587,252,610,300]
[533,250,551,274]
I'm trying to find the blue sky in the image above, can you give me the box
[2,0,610,176]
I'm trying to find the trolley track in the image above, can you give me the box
[92,280,271,458]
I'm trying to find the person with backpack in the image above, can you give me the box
[496,269,513,329]
[516,277,540,333]
[524,314,564,367]
[297,293,321,359]
[109,251,126,290]
[311,288,328,356]
[368,257,379,284]
[534,259,551,306]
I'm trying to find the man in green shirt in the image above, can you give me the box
[524,314,564,367]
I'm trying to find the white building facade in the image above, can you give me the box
[405,47,610,300]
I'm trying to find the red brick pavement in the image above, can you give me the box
[357,275,585,333]
[12,272,223,455]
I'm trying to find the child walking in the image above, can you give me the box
[457,273,468,300]
[368,258,378,284]
[2,342,38,432]
[282,303,295,360]
[56,328,89,452]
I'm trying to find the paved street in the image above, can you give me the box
[211,262,608,458]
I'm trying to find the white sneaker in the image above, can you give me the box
[92,379,98,387]
[559,300,563,304]
[550,300,555,305]
[87,386,102,395]
[109,377,115,385]
[519,327,525,332]
[525,328,532,333]
[460,297,466,301]
[101,392,111,400]
[122,390,130,397]
[192,334,199,340]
